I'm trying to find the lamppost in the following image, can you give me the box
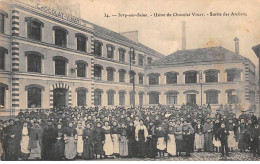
[252,44,260,116]
[130,46,136,108]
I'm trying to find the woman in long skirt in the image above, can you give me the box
[146,121,157,158]
[126,121,136,158]
[103,121,113,157]
[28,121,43,160]
[64,121,77,160]
[167,124,176,156]
[156,125,166,157]
[19,122,30,160]
[111,121,120,156]
[53,123,65,160]
[135,119,148,158]
[227,120,238,151]
[76,122,84,157]
[194,120,204,151]
[119,122,128,157]
[213,119,221,152]
[82,122,94,160]
[93,121,105,159]
[238,118,248,151]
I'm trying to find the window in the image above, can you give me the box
[227,69,241,82]
[27,54,41,73]
[138,55,144,66]
[147,57,153,65]
[139,74,144,85]
[119,69,125,82]
[0,48,5,70]
[107,90,115,105]
[166,72,177,84]
[28,21,41,41]
[107,45,114,59]
[76,35,87,52]
[119,49,125,62]
[54,57,67,76]
[167,93,178,105]
[28,87,41,108]
[94,65,102,80]
[129,71,135,84]
[130,92,135,106]
[139,92,144,106]
[0,14,5,34]
[77,90,86,106]
[119,91,125,106]
[0,84,6,108]
[185,71,197,83]
[76,62,86,77]
[206,90,219,104]
[227,90,239,104]
[94,41,102,56]
[107,68,114,81]
[149,92,159,104]
[94,89,102,106]
[148,73,159,85]
[205,70,218,83]
[54,28,67,47]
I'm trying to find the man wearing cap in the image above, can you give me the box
[216,123,230,157]
[203,117,214,152]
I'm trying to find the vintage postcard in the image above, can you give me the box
[0,0,260,161]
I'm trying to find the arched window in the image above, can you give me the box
[204,69,219,83]
[119,90,126,106]
[106,44,114,59]
[76,60,87,77]
[25,52,44,73]
[25,17,44,41]
[165,91,179,105]
[129,70,136,84]
[148,73,160,85]
[25,84,45,108]
[76,87,88,106]
[205,90,220,104]
[107,67,115,81]
[165,72,178,84]
[139,73,144,85]
[0,10,8,34]
[139,91,144,106]
[94,40,102,56]
[107,89,115,105]
[148,91,160,104]
[76,33,87,52]
[53,26,68,47]
[94,64,103,80]
[138,54,144,66]
[184,70,198,83]
[0,47,8,70]
[147,57,153,65]
[53,56,68,76]
[94,89,103,106]
[226,68,242,82]
[0,83,8,108]
[118,48,125,62]
[118,69,126,82]
[226,89,240,104]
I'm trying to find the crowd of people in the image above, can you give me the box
[0,104,260,161]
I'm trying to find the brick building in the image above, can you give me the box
[0,0,258,117]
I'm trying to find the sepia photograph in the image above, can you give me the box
[0,0,260,161]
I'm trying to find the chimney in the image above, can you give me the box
[182,21,186,50]
[234,37,239,55]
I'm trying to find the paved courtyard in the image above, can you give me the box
[92,152,259,161]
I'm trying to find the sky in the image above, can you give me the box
[67,0,260,66]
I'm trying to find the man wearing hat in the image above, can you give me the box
[42,119,56,160]
[203,117,214,152]
[250,123,260,157]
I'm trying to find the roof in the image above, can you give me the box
[92,24,164,58]
[149,46,248,66]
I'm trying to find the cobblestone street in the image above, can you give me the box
[94,152,259,161]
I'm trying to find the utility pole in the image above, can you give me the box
[130,46,136,108]
[199,70,203,106]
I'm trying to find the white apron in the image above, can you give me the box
[104,134,113,156]
[228,131,237,148]
[157,137,166,150]
[167,134,176,155]
[20,127,30,154]
[77,136,84,153]
[112,134,120,154]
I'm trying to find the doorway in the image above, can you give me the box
[53,88,68,107]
